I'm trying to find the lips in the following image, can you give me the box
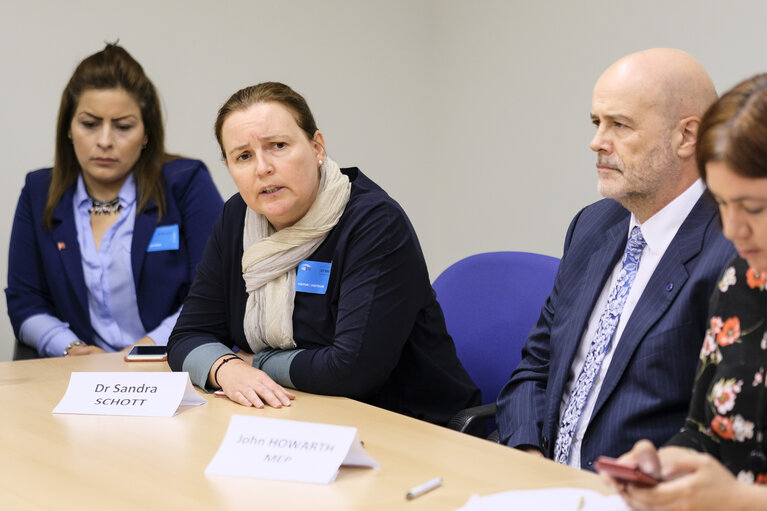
[260,186,284,195]
[93,157,117,165]
[737,247,761,258]
[596,157,622,172]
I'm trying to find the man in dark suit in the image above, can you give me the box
[496,48,736,471]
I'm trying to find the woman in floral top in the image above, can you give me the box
[677,259,767,481]
[602,74,767,510]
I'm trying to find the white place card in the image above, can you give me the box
[205,415,379,484]
[52,372,206,417]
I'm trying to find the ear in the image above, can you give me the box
[312,130,326,162]
[675,116,700,159]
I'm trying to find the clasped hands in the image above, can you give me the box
[66,335,157,356]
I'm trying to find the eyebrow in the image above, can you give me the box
[228,144,249,157]
[226,134,292,157]
[718,195,767,204]
[77,112,139,122]
[590,112,635,124]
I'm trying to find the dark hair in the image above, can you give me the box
[44,43,169,228]
[697,73,767,181]
[214,82,318,160]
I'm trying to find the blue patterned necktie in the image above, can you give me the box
[554,226,647,464]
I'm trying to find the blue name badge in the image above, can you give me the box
[295,260,332,294]
[147,224,180,252]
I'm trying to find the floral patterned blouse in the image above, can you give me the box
[667,257,767,484]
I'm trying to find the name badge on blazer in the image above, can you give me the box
[295,260,332,294]
[147,225,179,252]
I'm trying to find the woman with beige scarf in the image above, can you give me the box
[167,82,480,426]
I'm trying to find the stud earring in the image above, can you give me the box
[318,159,323,166]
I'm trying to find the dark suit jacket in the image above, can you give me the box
[496,194,735,470]
[5,158,223,350]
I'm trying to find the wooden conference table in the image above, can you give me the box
[0,353,610,510]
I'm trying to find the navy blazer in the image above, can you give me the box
[6,158,223,351]
[496,194,735,470]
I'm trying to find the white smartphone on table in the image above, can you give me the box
[124,345,168,362]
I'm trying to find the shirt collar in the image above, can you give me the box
[629,179,705,255]
[75,173,137,210]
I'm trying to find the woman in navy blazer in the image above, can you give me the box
[5,44,223,357]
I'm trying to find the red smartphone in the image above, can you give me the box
[594,456,660,487]
[124,345,168,362]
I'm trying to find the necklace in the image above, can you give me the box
[88,196,122,215]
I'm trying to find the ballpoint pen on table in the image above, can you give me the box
[406,477,443,500]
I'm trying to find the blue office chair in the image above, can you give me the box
[434,251,559,437]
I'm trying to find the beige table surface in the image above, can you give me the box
[0,353,610,510]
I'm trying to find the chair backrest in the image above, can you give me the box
[433,251,559,406]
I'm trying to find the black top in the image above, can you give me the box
[668,257,767,484]
[168,167,480,425]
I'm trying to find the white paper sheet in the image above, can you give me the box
[455,487,630,511]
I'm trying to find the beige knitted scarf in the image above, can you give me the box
[241,157,351,353]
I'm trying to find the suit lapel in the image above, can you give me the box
[51,191,88,312]
[131,199,158,291]
[589,196,715,422]
[547,216,629,429]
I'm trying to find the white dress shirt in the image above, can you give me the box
[560,179,705,468]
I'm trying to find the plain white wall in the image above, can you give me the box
[2,0,766,361]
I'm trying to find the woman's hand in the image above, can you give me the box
[609,441,760,511]
[599,439,664,491]
[211,356,295,409]
[235,352,254,366]
[67,344,106,356]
